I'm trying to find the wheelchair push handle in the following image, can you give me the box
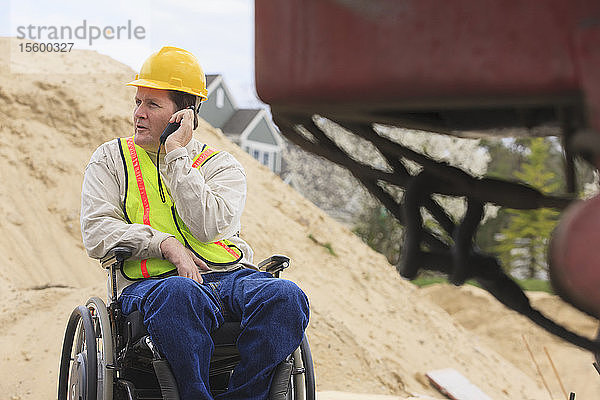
[100,246,133,306]
[101,247,133,269]
[258,254,290,277]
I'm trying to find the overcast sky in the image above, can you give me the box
[0,0,260,107]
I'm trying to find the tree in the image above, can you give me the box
[493,137,561,279]
[476,138,526,253]
[353,205,404,264]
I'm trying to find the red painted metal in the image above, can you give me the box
[255,0,600,131]
[574,22,600,135]
[550,194,600,318]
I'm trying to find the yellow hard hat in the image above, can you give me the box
[126,46,208,101]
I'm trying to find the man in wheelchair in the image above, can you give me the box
[74,46,310,400]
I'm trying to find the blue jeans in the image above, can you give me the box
[120,268,310,400]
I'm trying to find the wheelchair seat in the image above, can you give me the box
[119,311,247,398]
[123,310,242,347]
[121,310,244,374]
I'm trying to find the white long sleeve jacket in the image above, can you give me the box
[80,137,254,292]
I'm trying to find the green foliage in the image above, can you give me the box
[410,276,448,287]
[517,279,553,293]
[411,275,552,293]
[492,138,560,278]
[480,138,524,180]
[352,205,403,264]
[307,233,337,256]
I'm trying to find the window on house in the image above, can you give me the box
[253,149,260,160]
[263,152,270,167]
[216,88,224,108]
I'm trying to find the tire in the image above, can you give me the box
[287,335,316,400]
[86,297,114,400]
[299,336,315,400]
[58,305,98,400]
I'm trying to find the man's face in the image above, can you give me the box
[133,86,177,151]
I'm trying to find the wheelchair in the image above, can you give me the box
[58,247,315,400]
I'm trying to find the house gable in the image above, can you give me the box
[246,118,278,145]
[198,75,285,174]
[239,110,283,147]
[222,109,262,135]
[238,110,284,173]
[206,74,219,88]
[198,75,237,129]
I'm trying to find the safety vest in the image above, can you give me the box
[117,137,243,280]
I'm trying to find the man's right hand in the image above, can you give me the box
[160,237,211,284]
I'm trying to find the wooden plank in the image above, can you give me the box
[426,369,492,400]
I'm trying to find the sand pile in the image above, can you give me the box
[421,284,600,399]
[0,37,562,399]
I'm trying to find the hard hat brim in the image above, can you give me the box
[126,78,208,101]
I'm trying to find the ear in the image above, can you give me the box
[187,105,199,130]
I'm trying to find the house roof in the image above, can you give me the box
[222,109,262,135]
[206,74,219,88]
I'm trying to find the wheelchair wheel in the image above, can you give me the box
[86,297,114,400]
[299,336,315,400]
[277,335,315,400]
[288,335,315,400]
[58,305,98,400]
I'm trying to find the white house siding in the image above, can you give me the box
[242,139,282,173]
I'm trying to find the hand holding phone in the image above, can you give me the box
[155,109,192,203]
[160,121,181,145]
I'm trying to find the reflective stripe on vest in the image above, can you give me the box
[118,137,243,280]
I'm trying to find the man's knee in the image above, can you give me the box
[267,279,310,325]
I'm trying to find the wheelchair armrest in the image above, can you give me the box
[258,254,290,276]
[101,246,133,269]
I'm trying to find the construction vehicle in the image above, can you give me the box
[254,0,600,356]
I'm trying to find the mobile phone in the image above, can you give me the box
[159,121,180,144]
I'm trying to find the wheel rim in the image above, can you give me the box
[69,351,88,399]
[86,297,114,400]
[58,306,98,400]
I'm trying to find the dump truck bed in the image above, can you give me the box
[255,0,600,133]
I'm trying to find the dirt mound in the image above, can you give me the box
[0,37,549,399]
[421,283,600,398]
